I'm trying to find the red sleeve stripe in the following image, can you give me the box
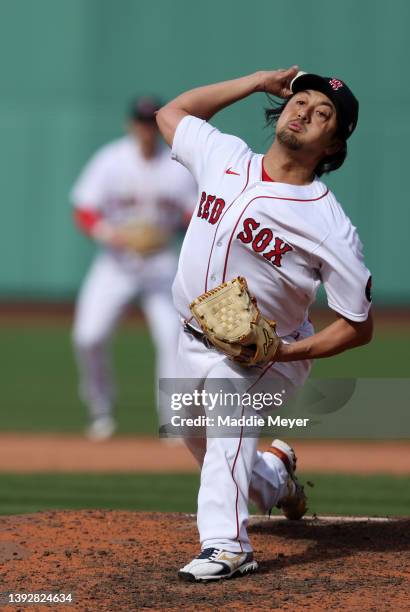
[74,209,102,235]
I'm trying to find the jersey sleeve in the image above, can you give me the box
[70,147,111,211]
[314,224,372,322]
[171,115,249,183]
[170,158,198,215]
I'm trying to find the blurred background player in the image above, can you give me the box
[71,97,197,440]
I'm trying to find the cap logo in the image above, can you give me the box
[329,78,344,91]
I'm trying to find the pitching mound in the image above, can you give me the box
[1,511,409,611]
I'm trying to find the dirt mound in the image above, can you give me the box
[0,511,409,611]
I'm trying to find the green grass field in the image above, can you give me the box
[1,472,409,516]
[0,323,409,433]
[0,322,409,518]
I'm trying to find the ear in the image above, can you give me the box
[324,138,343,157]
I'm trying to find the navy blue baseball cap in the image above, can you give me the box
[129,96,162,122]
[290,71,359,139]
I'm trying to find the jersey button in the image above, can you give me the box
[210,274,216,281]
[217,240,223,247]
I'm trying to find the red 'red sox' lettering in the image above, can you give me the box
[202,194,215,220]
[197,191,206,217]
[197,192,225,225]
[209,198,225,224]
[236,217,260,243]
[237,217,293,267]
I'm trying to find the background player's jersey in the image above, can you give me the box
[172,116,372,337]
[71,136,197,234]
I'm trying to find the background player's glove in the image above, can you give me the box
[189,276,281,366]
[114,221,169,255]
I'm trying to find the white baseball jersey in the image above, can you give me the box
[172,116,372,337]
[71,135,197,244]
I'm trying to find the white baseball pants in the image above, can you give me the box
[176,324,312,553]
[72,250,179,421]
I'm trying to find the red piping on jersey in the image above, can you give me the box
[74,209,102,235]
[222,189,329,282]
[204,159,251,291]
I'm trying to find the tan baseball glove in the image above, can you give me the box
[115,221,169,255]
[189,276,281,366]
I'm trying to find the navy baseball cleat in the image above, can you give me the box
[268,439,308,520]
[178,548,258,582]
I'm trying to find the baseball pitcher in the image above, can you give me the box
[156,67,373,581]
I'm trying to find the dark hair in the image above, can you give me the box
[264,96,347,177]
